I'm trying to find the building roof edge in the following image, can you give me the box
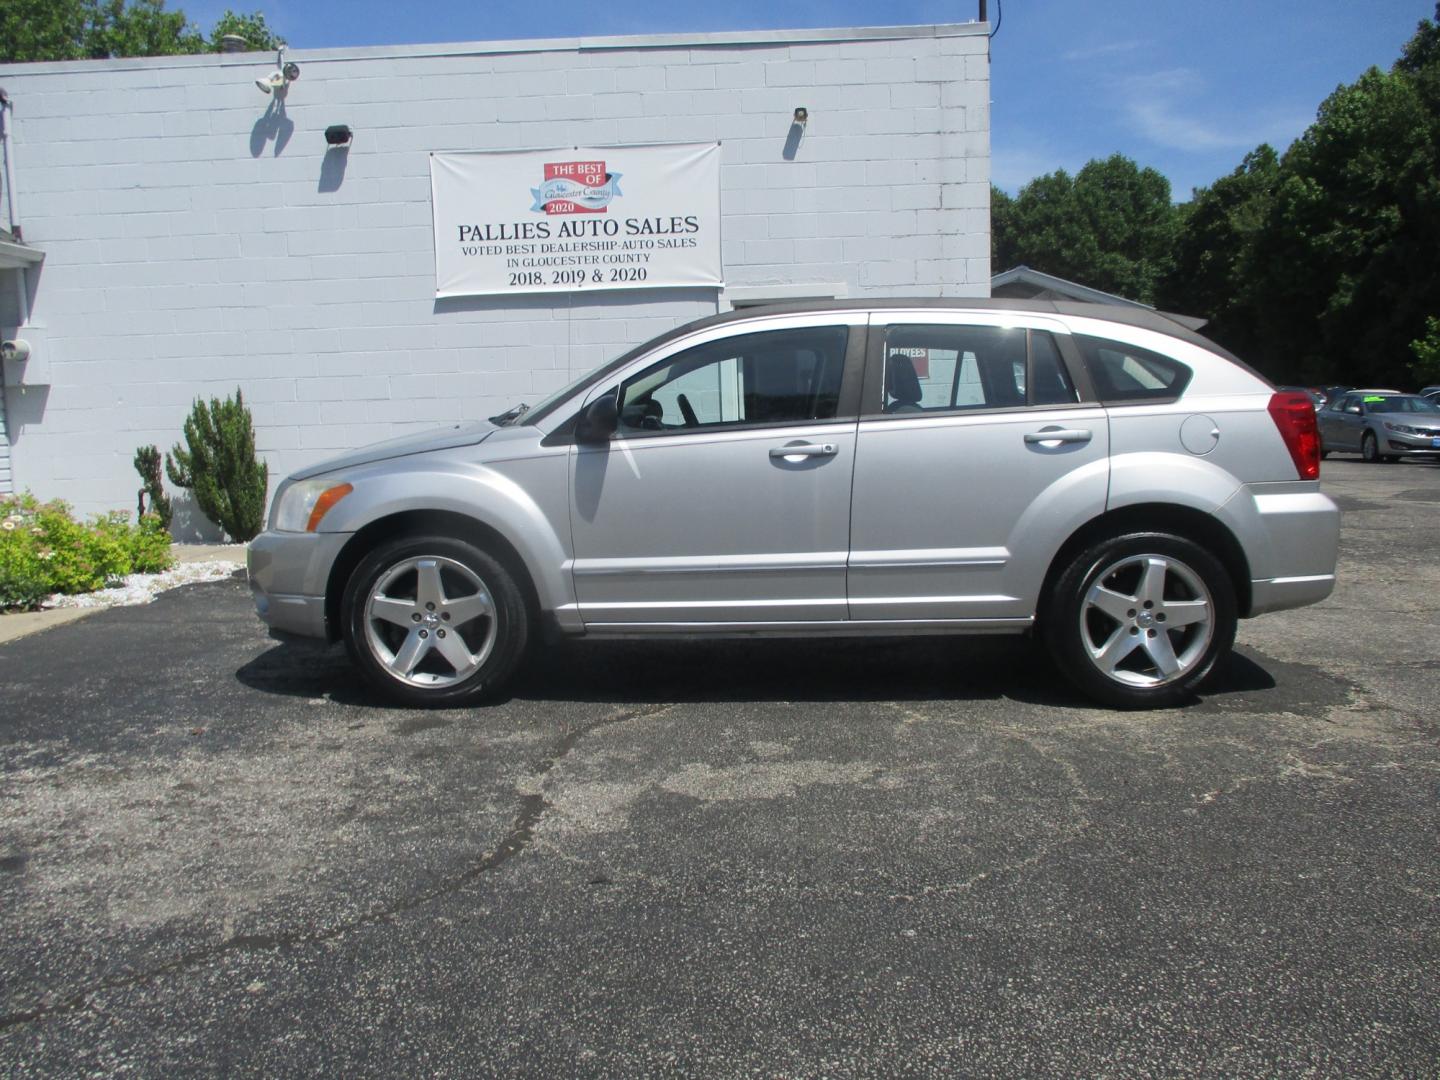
[0,21,988,76]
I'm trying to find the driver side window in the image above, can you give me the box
[617,326,848,434]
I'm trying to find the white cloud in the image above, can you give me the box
[1118,68,1312,153]
[1061,38,1148,63]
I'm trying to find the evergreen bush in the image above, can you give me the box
[165,388,268,542]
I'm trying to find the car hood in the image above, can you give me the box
[1370,409,1440,424]
[289,421,497,481]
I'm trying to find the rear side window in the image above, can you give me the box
[1076,335,1192,403]
[879,325,1078,414]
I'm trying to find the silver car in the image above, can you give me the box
[247,300,1339,709]
[1318,391,1440,462]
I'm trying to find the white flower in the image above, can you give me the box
[1,519,15,531]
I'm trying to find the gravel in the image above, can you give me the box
[42,559,244,610]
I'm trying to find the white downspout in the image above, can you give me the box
[0,87,27,325]
[0,88,22,243]
[0,86,27,494]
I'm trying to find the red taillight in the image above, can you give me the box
[1268,391,1320,480]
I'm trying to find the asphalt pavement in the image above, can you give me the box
[0,458,1436,1077]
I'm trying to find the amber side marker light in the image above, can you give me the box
[306,483,354,532]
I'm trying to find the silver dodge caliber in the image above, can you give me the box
[247,300,1339,709]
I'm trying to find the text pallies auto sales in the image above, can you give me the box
[457,216,700,243]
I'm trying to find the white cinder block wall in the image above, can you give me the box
[0,23,990,526]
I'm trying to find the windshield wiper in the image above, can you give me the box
[489,402,530,426]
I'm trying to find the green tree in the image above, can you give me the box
[1411,315,1440,383]
[1234,5,1440,385]
[0,0,281,63]
[1156,145,1281,362]
[207,9,284,52]
[0,0,91,63]
[991,154,1180,306]
[990,185,1014,272]
[85,0,203,59]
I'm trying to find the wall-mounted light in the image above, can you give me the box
[256,60,300,96]
[324,125,353,148]
[792,106,809,125]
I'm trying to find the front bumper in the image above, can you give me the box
[1383,431,1440,455]
[247,530,352,641]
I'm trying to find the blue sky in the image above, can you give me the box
[186,0,1434,199]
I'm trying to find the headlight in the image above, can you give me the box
[272,479,354,532]
[1384,422,1417,434]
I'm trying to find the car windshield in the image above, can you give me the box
[1367,395,1439,413]
[521,343,660,426]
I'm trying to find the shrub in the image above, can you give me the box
[129,513,174,573]
[133,444,173,529]
[0,527,51,611]
[166,388,268,542]
[0,493,177,611]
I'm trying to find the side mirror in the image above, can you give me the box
[1348,405,1363,414]
[576,391,619,444]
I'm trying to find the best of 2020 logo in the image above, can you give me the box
[530,160,623,215]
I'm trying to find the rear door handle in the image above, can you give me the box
[1024,428,1093,446]
[770,442,838,459]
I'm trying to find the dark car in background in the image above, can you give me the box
[1278,385,1325,409]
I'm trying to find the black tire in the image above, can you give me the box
[341,534,529,707]
[1361,431,1381,463]
[1043,531,1237,709]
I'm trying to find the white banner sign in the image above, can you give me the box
[430,143,723,298]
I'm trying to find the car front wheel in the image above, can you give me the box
[1361,431,1381,463]
[341,535,529,707]
[1045,532,1237,709]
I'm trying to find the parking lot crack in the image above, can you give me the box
[0,703,672,1033]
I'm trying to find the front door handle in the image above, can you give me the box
[1024,428,1092,446]
[770,442,838,459]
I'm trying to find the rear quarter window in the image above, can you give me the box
[1076,335,1192,403]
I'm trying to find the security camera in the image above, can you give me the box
[1,339,30,363]
[255,70,286,94]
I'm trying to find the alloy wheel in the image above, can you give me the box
[1079,553,1215,688]
[363,556,498,688]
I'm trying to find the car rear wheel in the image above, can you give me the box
[341,535,529,707]
[1044,532,1236,709]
